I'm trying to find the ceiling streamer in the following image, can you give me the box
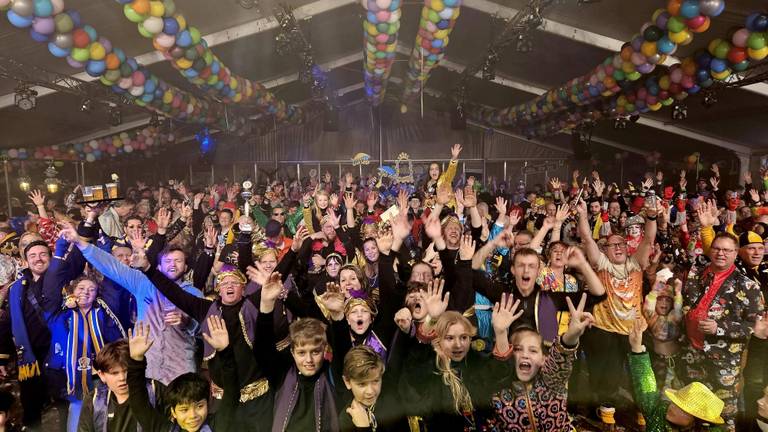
[114,0,301,123]
[361,0,402,106]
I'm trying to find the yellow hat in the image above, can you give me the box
[215,268,247,286]
[664,382,725,424]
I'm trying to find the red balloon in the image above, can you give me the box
[668,83,682,94]
[72,28,90,48]
[727,47,747,64]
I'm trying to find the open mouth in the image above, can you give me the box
[521,276,531,283]
[518,361,532,373]
[356,319,364,327]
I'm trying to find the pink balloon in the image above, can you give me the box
[631,52,646,66]
[32,17,55,35]
[131,71,146,86]
[732,28,750,48]
[686,15,706,29]
[376,11,390,22]
[670,67,683,83]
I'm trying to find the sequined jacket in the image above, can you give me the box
[682,263,765,356]
[481,339,577,432]
[629,352,724,432]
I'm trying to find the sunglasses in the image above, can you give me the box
[272,212,284,216]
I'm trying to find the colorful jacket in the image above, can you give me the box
[629,351,724,432]
[482,339,577,432]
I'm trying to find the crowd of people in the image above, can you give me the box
[0,142,767,432]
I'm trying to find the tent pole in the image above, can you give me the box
[3,160,11,216]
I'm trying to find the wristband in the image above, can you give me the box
[646,215,657,221]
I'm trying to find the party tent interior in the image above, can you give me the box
[1,0,767,193]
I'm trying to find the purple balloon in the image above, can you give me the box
[32,16,55,35]
[631,35,644,52]
[66,56,84,68]
[655,11,670,30]
[637,63,655,74]
[98,37,111,54]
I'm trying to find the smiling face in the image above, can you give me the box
[512,331,545,383]
[512,252,540,297]
[343,367,383,408]
[709,236,738,272]
[443,221,462,249]
[363,240,379,263]
[292,342,326,376]
[257,252,278,275]
[315,193,329,210]
[112,245,132,266]
[171,400,208,432]
[346,304,373,335]
[159,250,187,281]
[218,275,245,305]
[25,244,51,277]
[97,365,128,399]
[438,322,472,362]
[340,268,362,297]
[627,224,643,238]
[608,201,621,218]
[73,279,98,311]
[218,210,232,229]
[740,243,765,267]
[124,217,143,239]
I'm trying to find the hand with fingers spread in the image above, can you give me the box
[744,171,753,185]
[376,228,394,254]
[128,322,154,361]
[450,143,463,160]
[128,229,147,251]
[562,293,595,346]
[491,293,523,333]
[343,192,358,211]
[203,226,218,249]
[458,234,476,261]
[424,278,449,321]
[319,283,346,321]
[330,193,339,208]
[29,189,46,208]
[202,315,230,352]
[291,225,310,252]
[424,211,443,241]
[749,188,760,203]
[391,212,411,242]
[549,177,561,191]
[709,177,719,191]
[155,207,171,232]
[494,197,508,221]
[462,187,477,208]
[554,204,569,225]
[592,180,605,197]
[628,316,648,353]
[327,208,341,229]
[508,208,522,228]
[696,199,720,227]
[641,178,653,192]
[259,272,284,313]
[180,202,193,220]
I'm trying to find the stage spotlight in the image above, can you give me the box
[14,84,37,111]
[109,105,122,126]
[614,116,628,129]
[515,33,533,53]
[671,103,688,121]
[80,99,93,112]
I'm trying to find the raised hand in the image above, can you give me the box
[202,315,230,352]
[366,191,378,210]
[345,172,354,187]
[554,204,569,224]
[260,272,284,305]
[508,209,522,227]
[394,307,413,333]
[549,177,561,191]
[424,212,443,241]
[319,283,346,320]
[628,316,648,353]
[494,197,508,218]
[128,322,154,361]
[754,313,768,340]
[376,228,394,254]
[343,192,358,211]
[592,180,605,197]
[29,189,46,207]
[450,143,463,160]
[711,163,720,177]
[291,225,310,252]
[749,189,760,203]
[436,183,453,206]
[709,177,719,191]
[59,224,86,247]
[203,226,218,249]
[565,246,588,269]
[156,207,171,231]
[462,187,477,208]
[193,192,205,209]
[327,208,341,229]
[128,229,147,251]
[180,202,193,220]
[391,212,411,242]
[458,234,476,261]
[491,293,523,333]
[744,171,753,185]
[562,293,595,346]
[696,199,719,227]
[641,178,653,192]
[424,278,449,320]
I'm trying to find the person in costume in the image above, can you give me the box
[628,318,726,432]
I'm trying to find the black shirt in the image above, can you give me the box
[286,367,323,432]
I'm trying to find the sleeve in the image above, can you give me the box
[330,319,353,381]
[144,234,167,269]
[275,249,298,283]
[251,206,269,229]
[208,346,238,431]
[539,338,577,391]
[286,210,304,236]
[700,225,715,255]
[37,217,59,249]
[628,352,662,418]
[373,252,406,345]
[77,392,96,432]
[127,358,173,432]
[471,270,505,303]
[192,250,215,292]
[254,310,290,384]
[80,244,146,298]
[712,279,765,342]
[143,266,210,322]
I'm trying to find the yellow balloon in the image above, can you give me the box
[641,41,657,58]
[434,29,448,39]
[649,103,662,111]
[711,69,731,80]
[89,42,106,60]
[175,57,193,69]
[163,90,173,104]
[149,1,164,17]
[175,14,186,31]
[748,46,768,61]
[668,29,690,44]
[430,0,444,11]
[621,61,635,73]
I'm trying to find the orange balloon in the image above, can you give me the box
[620,45,633,61]
[132,0,150,15]
[667,0,682,16]
[681,58,697,76]
[105,53,120,70]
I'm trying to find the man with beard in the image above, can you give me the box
[62,227,202,386]
[0,239,81,430]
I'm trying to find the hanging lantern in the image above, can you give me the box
[18,176,31,192]
[44,162,60,194]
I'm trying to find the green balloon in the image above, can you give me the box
[613,70,626,81]
[428,10,440,23]
[627,71,641,81]
[386,21,399,34]
[666,16,686,34]
[376,22,388,33]
[661,97,674,106]
[120,63,133,77]
[625,103,636,112]
[71,47,90,63]
[189,27,201,44]
[162,0,175,16]
[54,14,73,33]
[137,23,153,38]
[747,32,766,50]
[104,69,121,82]
[375,51,387,59]
[714,40,730,59]
[185,48,198,60]
[203,51,213,65]
[732,60,749,72]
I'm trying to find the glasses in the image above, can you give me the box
[606,242,627,249]
[272,212,284,216]
[711,247,736,255]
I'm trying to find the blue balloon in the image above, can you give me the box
[47,41,70,57]
[746,12,762,32]
[144,79,156,93]
[67,10,81,28]
[82,25,97,42]
[695,50,712,68]
[29,29,49,42]
[183,68,198,78]
[176,30,192,47]
[687,84,701,94]
[437,19,449,29]
[679,0,699,19]
[163,18,179,35]
[34,0,54,17]
[656,36,676,54]
[367,11,377,23]
[85,60,106,77]
[696,69,710,82]
[7,11,35,28]
[709,58,727,73]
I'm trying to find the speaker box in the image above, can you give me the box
[450,105,467,130]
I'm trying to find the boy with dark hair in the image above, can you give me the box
[126,317,238,432]
[77,340,160,432]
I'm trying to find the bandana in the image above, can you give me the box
[215,268,247,286]
[344,297,378,317]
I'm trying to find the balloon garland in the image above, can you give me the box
[112,0,300,122]
[492,4,768,139]
[361,0,402,106]
[1,0,239,129]
[0,126,175,162]
[401,0,462,104]
[470,0,725,129]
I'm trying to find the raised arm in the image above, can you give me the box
[632,200,659,271]
[575,200,601,266]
